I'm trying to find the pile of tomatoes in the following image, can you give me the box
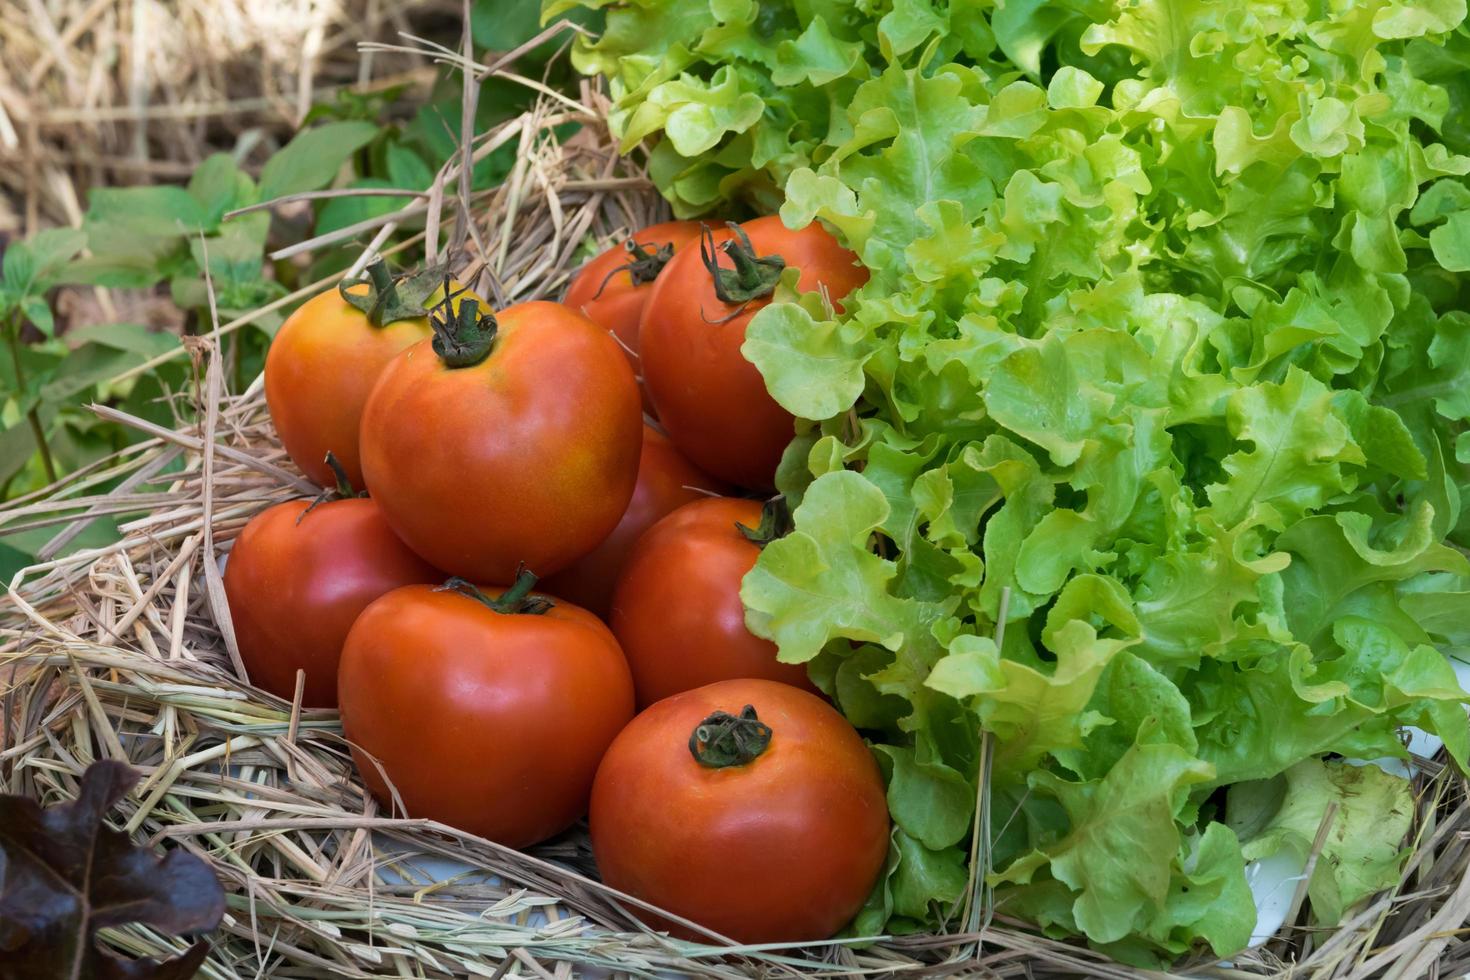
[223,217,888,943]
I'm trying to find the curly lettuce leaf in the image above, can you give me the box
[993,741,1254,953]
[1227,758,1417,925]
[558,0,1470,962]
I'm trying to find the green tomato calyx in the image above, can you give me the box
[429,284,498,369]
[688,705,773,768]
[339,259,448,328]
[701,222,785,307]
[435,567,553,616]
[736,496,793,549]
[590,238,678,300]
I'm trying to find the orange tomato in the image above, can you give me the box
[339,577,635,848]
[359,299,642,582]
[541,425,728,618]
[590,679,890,943]
[639,217,866,490]
[609,496,817,707]
[265,264,468,489]
[222,496,440,707]
[564,220,702,409]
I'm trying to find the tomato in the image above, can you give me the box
[265,262,466,489]
[222,495,440,708]
[590,678,889,943]
[542,425,728,618]
[639,216,867,490]
[338,575,635,848]
[359,299,642,582]
[564,221,702,411]
[609,496,816,707]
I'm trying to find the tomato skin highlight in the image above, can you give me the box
[265,285,432,489]
[222,497,441,708]
[590,678,890,943]
[609,496,816,707]
[639,216,867,490]
[338,584,635,848]
[358,300,643,582]
[563,220,702,372]
[542,425,729,618]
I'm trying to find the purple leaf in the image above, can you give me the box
[0,761,224,980]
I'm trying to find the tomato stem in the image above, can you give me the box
[297,450,364,522]
[324,451,360,498]
[736,496,792,549]
[688,705,773,768]
[339,259,450,328]
[366,260,396,301]
[429,289,498,368]
[700,223,785,306]
[589,238,678,300]
[434,567,553,615]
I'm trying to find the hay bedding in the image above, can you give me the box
[0,0,466,236]
[3,48,1470,980]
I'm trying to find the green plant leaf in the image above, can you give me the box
[39,343,150,403]
[620,66,765,158]
[316,178,413,236]
[256,121,380,203]
[0,405,55,489]
[743,469,925,664]
[187,153,253,228]
[942,620,1135,780]
[1429,208,1470,270]
[386,143,435,191]
[1,229,85,314]
[1205,367,1364,528]
[889,829,967,921]
[64,323,180,360]
[873,743,974,851]
[1227,758,1415,924]
[85,187,207,240]
[744,297,871,420]
[19,297,53,337]
[993,742,1223,945]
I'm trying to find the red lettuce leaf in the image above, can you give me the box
[0,760,224,980]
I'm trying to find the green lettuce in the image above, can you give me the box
[1227,758,1417,925]
[552,0,1470,962]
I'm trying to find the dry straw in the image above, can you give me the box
[0,0,471,238]
[3,23,1470,980]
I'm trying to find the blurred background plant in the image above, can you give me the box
[0,0,592,578]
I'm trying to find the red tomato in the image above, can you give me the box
[338,577,635,848]
[359,299,642,581]
[609,496,816,707]
[564,221,702,403]
[590,678,890,943]
[542,425,729,618]
[639,216,867,490]
[222,497,440,708]
[265,265,468,489]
